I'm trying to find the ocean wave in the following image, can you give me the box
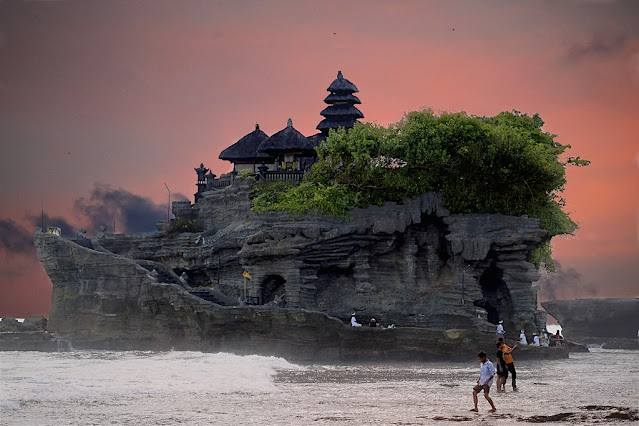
[0,351,303,410]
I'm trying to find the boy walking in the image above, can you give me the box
[471,351,497,413]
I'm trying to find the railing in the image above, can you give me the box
[210,179,232,189]
[202,169,307,195]
[259,170,306,182]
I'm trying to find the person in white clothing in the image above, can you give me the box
[496,321,504,338]
[519,329,527,345]
[533,333,540,346]
[350,314,362,327]
[470,351,497,413]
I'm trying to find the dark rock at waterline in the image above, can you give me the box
[0,317,21,332]
[542,298,639,348]
[0,331,61,351]
[22,316,48,331]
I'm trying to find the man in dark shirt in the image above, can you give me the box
[495,342,508,392]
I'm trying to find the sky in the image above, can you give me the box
[0,0,637,318]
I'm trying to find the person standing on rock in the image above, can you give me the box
[496,321,505,339]
[498,338,518,391]
[470,351,497,413]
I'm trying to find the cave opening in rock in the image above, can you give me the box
[418,212,451,263]
[474,262,512,325]
[261,275,286,305]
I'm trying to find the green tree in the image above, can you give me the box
[251,109,589,269]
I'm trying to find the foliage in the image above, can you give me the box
[164,218,203,237]
[238,169,253,179]
[252,180,363,217]
[250,109,589,268]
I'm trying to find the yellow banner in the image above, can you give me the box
[242,271,252,280]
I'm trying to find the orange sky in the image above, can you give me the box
[0,0,637,317]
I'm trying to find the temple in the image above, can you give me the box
[195,71,364,201]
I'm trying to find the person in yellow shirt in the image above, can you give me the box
[498,338,518,391]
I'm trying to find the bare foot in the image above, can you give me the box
[489,408,497,413]
[469,408,478,412]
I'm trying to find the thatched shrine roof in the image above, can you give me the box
[258,119,315,155]
[316,117,358,132]
[324,92,361,104]
[307,133,328,148]
[219,124,272,163]
[320,104,364,118]
[327,71,359,93]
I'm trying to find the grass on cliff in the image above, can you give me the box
[251,109,589,271]
[164,218,203,237]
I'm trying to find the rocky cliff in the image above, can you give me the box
[32,180,554,359]
[543,298,639,349]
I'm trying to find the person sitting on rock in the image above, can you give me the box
[369,317,379,327]
[350,314,362,327]
[519,329,527,345]
[533,333,540,346]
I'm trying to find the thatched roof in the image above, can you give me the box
[258,119,315,155]
[219,124,273,163]
[316,117,358,132]
[324,92,361,104]
[320,104,364,118]
[327,71,359,93]
[307,132,328,148]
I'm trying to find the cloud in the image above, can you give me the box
[566,35,628,59]
[26,213,76,238]
[173,192,190,202]
[537,261,599,301]
[0,219,34,255]
[0,212,75,257]
[74,184,167,234]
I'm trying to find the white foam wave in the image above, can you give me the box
[0,351,303,410]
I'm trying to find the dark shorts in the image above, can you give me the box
[497,368,507,377]
[473,384,490,394]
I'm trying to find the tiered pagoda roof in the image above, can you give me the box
[219,124,272,163]
[258,118,315,155]
[316,71,364,134]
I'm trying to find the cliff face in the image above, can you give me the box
[33,180,551,357]
[542,298,639,347]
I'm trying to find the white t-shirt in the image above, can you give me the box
[496,324,504,334]
[351,317,360,327]
[479,360,495,387]
[519,332,527,345]
[533,335,540,346]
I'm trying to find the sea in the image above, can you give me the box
[1,348,637,425]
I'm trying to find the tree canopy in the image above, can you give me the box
[252,109,589,270]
